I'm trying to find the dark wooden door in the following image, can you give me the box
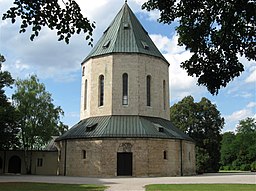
[117,152,132,176]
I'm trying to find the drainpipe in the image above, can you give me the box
[64,140,67,176]
[180,140,183,176]
[3,150,6,173]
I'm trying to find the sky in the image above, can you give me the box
[0,0,255,132]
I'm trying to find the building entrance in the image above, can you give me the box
[117,152,132,176]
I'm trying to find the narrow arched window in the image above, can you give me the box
[82,66,85,76]
[122,73,128,105]
[99,75,104,106]
[84,79,87,110]
[146,75,151,106]
[163,80,166,110]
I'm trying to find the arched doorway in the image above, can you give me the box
[8,155,21,173]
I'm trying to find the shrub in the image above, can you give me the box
[251,162,256,172]
[223,166,231,171]
[240,164,251,171]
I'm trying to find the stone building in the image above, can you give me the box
[0,138,58,175]
[55,2,195,177]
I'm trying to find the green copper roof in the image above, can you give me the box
[82,3,168,64]
[55,116,193,142]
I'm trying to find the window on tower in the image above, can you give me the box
[146,75,151,106]
[122,73,128,105]
[82,66,85,76]
[163,80,166,110]
[84,79,87,110]
[99,75,104,106]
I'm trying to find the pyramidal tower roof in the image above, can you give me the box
[82,2,168,64]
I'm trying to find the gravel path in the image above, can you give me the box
[0,172,255,191]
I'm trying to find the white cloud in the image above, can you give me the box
[224,105,256,132]
[247,102,256,108]
[0,0,154,83]
[245,66,256,83]
[150,34,206,102]
[225,109,253,122]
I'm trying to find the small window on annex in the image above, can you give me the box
[82,150,87,159]
[146,75,151,106]
[122,73,128,105]
[84,80,87,110]
[37,158,43,167]
[99,75,104,106]
[163,150,167,160]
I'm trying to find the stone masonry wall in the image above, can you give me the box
[57,138,195,177]
[80,53,170,120]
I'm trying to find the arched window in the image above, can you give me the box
[99,75,104,106]
[82,66,85,76]
[122,73,128,105]
[163,80,166,110]
[84,80,87,110]
[146,75,151,106]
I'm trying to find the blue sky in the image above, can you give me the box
[0,0,255,132]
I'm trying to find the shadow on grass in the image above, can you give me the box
[0,182,108,191]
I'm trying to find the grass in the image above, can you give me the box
[145,184,256,191]
[0,182,108,191]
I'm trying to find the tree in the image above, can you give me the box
[236,117,256,134]
[12,75,64,173]
[233,117,256,170]
[0,54,20,150]
[170,96,224,173]
[142,0,255,94]
[2,0,95,44]
[220,118,256,171]
[220,132,236,169]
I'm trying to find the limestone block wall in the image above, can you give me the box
[31,151,58,175]
[80,55,113,119]
[182,140,196,175]
[80,53,170,120]
[57,138,195,177]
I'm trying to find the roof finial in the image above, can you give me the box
[125,0,127,3]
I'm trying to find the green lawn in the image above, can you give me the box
[145,184,256,191]
[0,182,107,191]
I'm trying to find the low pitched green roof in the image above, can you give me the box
[55,116,193,142]
[82,3,168,64]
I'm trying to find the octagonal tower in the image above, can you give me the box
[56,2,195,177]
[80,3,170,120]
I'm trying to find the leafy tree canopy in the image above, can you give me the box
[236,117,256,134]
[2,0,95,44]
[12,75,65,150]
[0,54,20,149]
[143,0,256,94]
[220,117,256,171]
[170,96,224,173]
